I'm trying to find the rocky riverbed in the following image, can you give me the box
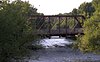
[27,47,100,62]
[13,37,100,62]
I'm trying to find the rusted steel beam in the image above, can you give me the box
[30,15,84,17]
[48,17,51,34]
[66,17,67,38]
[59,17,60,34]
[74,17,82,28]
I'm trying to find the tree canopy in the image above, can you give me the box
[76,0,100,52]
[0,0,38,62]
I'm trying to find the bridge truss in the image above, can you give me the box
[29,15,85,38]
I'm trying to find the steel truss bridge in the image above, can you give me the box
[29,15,85,38]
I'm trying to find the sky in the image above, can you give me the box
[22,0,92,15]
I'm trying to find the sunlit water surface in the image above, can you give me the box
[14,37,100,62]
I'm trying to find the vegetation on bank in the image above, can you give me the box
[0,0,40,62]
[72,0,100,52]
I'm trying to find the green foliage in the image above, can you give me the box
[92,0,100,9]
[78,0,100,52]
[0,0,38,62]
[79,15,100,52]
[78,2,95,17]
[72,8,78,15]
[70,0,100,53]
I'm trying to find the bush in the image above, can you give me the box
[0,1,38,62]
[78,14,100,52]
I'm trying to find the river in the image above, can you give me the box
[13,37,100,62]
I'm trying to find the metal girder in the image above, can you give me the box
[30,15,85,38]
[30,15,85,20]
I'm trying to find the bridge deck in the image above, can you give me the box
[33,28,83,36]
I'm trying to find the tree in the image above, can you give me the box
[92,0,100,9]
[72,8,78,15]
[78,0,100,52]
[78,2,95,17]
[79,14,100,52]
[92,0,100,15]
[0,0,38,62]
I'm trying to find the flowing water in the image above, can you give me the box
[14,37,100,62]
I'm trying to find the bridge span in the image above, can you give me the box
[29,15,85,38]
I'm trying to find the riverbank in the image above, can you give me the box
[16,47,100,62]
[12,38,100,62]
